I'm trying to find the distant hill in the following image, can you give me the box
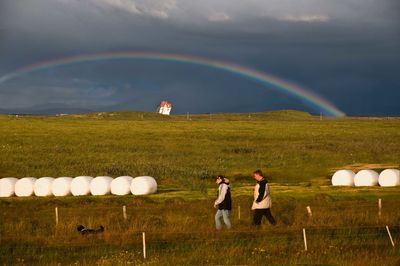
[182,110,314,121]
[0,103,93,115]
[0,107,319,120]
[45,109,316,121]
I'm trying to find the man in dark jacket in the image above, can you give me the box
[214,175,232,230]
[252,170,276,226]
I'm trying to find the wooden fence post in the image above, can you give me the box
[386,225,395,247]
[142,232,147,259]
[123,205,127,220]
[306,206,312,217]
[55,207,59,226]
[378,198,382,217]
[303,228,308,251]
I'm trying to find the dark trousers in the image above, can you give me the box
[253,208,276,226]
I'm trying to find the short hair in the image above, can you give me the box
[253,170,263,177]
[217,175,225,180]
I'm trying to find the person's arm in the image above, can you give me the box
[214,184,228,206]
[255,180,266,203]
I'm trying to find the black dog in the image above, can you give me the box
[77,225,104,235]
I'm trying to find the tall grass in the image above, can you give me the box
[1,191,399,265]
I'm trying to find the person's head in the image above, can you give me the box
[253,170,264,181]
[216,175,225,184]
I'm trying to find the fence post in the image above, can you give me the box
[238,205,241,220]
[142,232,147,259]
[306,206,312,217]
[303,228,308,251]
[378,198,382,217]
[386,226,395,247]
[55,207,59,226]
[123,205,127,220]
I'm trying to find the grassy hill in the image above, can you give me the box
[0,110,399,187]
[1,110,400,265]
[12,109,314,121]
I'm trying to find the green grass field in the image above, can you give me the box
[1,110,399,265]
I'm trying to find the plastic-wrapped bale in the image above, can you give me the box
[111,176,133,195]
[331,170,355,186]
[354,170,379,186]
[52,177,73,196]
[0,177,18,197]
[90,176,113,195]
[379,169,400,187]
[130,176,157,195]
[34,177,55,197]
[71,176,93,196]
[15,177,37,197]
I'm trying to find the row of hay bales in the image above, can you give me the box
[332,169,400,187]
[0,176,157,197]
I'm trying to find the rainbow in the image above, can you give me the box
[0,51,345,116]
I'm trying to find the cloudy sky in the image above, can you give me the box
[0,0,399,115]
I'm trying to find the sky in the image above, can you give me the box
[0,0,399,116]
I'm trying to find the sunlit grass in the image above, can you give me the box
[1,111,400,265]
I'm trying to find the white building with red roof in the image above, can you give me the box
[157,101,172,115]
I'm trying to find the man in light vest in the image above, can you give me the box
[252,169,276,226]
[214,175,232,230]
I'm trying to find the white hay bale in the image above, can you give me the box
[130,176,157,195]
[331,170,355,186]
[34,177,55,197]
[52,177,73,196]
[15,177,37,197]
[0,177,18,197]
[111,176,133,195]
[379,169,400,187]
[71,176,93,196]
[354,170,379,186]
[90,176,113,195]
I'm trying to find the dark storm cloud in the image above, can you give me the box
[0,0,399,115]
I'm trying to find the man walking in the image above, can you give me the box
[252,170,276,226]
[214,175,232,230]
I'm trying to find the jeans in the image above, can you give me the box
[253,208,276,226]
[215,209,231,230]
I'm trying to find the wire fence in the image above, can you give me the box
[1,198,399,260]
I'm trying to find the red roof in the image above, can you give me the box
[159,101,172,108]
